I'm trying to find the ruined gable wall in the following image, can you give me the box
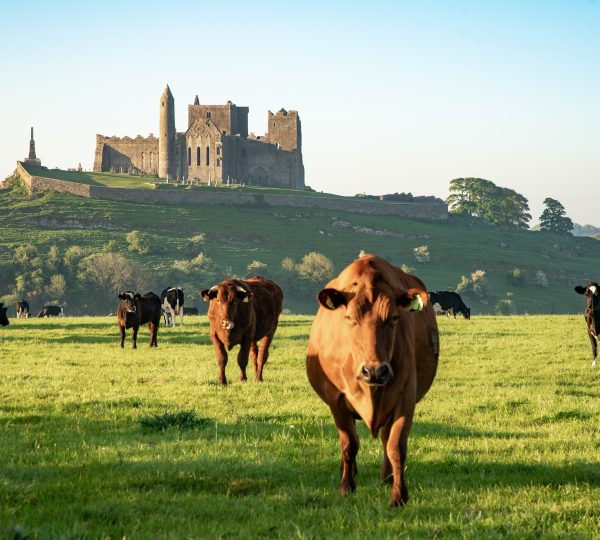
[93,134,159,175]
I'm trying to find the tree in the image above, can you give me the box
[446,177,530,229]
[126,230,151,254]
[538,198,573,234]
[296,252,335,283]
[79,253,149,295]
[46,274,67,299]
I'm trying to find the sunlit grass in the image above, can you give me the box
[1,314,599,538]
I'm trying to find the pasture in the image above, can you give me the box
[1,315,599,538]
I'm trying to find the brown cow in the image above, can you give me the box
[200,276,283,384]
[306,254,439,506]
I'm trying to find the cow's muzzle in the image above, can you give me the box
[221,320,235,331]
[127,306,137,313]
[357,362,394,386]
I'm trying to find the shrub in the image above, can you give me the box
[506,267,527,286]
[534,270,549,288]
[400,263,415,274]
[413,245,430,263]
[281,257,295,273]
[296,252,335,283]
[126,230,151,254]
[456,269,489,301]
[187,233,206,247]
[247,260,267,274]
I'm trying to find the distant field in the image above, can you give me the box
[1,315,599,538]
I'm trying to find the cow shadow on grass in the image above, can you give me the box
[4,415,600,538]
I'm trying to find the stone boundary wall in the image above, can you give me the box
[15,162,448,220]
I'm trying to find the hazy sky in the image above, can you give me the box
[1,0,598,225]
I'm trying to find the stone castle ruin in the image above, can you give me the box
[93,86,305,189]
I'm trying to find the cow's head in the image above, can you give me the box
[462,307,471,320]
[118,291,140,313]
[200,282,252,333]
[318,277,427,387]
[575,282,600,316]
[0,303,8,327]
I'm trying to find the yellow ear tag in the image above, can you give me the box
[325,297,335,309]
[203,295,210,302]
[410,295,424,311]
[243,296,250,303]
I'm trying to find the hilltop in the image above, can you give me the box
[1,170,599,315]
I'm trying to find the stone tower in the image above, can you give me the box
[159,85,175,179]
[24,126,41,166]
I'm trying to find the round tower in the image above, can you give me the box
[159,85,175,179]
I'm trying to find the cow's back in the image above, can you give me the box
[245,277,283,339]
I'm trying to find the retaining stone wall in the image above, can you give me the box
[15,161,448,220]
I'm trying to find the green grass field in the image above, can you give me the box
[1,315,599,538]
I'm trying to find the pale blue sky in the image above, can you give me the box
[1,0,598,225]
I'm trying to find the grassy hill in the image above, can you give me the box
[1,171,599,315]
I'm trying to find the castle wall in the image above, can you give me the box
[236,138,302,189]
[93,135,159,175]
[16,161,448,220]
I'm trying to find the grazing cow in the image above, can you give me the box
[306,254,439,507]
[0,303,9,326]
[183,307,199,316]
[37,305,64,318]
[161,287,185,327]
[117,291,161,349]
[575,282,600,367]
[16,300,30,318]
[428,291,470,319]
[200,276,283,384]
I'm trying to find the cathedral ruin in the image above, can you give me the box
[93,86,305,189]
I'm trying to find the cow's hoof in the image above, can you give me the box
[339,484,355,496]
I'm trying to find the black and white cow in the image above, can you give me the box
[0,303,9,326]
[428,291,471,319]
[160,287,184,327]
[37,305,64,318]
[575,282,600,368]
[16,300,30,318]
[183,307,199,316]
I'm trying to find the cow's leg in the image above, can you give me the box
[237,339,251,382]
[250,341,259,377]
[331,398,359,496]
[255,333,274,382]
[180,307,184,326]
[590,333,598,367]
[148,322,158,347]
[132,325,139,349]
[380,421,393,484]
[211,334,228,384]
[119,324,126,348]
[385,404,415,507]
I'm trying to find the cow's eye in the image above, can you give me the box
[344,315,357,326]
[387,315,401,325]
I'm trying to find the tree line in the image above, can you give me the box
[446,177,573,233]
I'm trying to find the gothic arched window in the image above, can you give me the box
[206,146,210,166]
[187,147,191,166]
[196,146,201,166]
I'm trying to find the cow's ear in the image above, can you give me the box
[318,288,349,310]
[134,294,141,300]
[118,293,126,300]
[575,286,587,295]
[200,287,218,301]
[398,288,428,312]
[235,286,252,303]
